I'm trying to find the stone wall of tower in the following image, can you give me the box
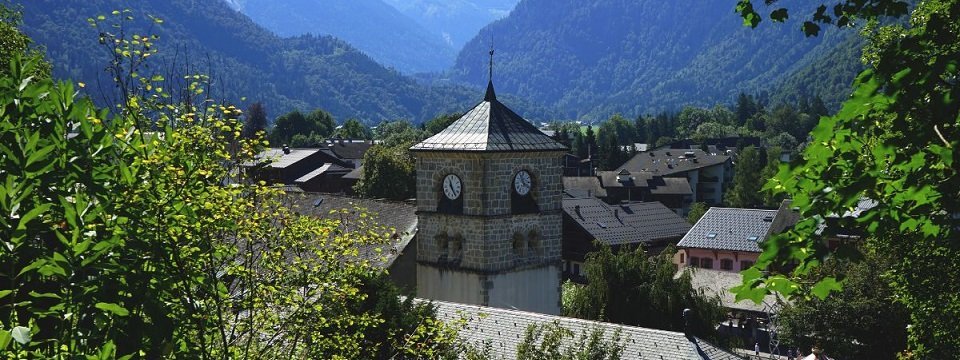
[415,152,563,215]
[414,151,564,269]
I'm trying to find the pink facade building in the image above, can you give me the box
[675,207,781,272]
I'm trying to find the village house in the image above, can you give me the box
[244,139,373,194]
[561,195,690,281]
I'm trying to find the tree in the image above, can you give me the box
[334,118,372,140]
[305,108,337,138]
[687,202,709,224]
[735,92,759,126]
[724,146,765,208]
[269,108,337,146]
[423,112,461,136]
[516,322,623,360]
[583,125,596,157]
[596,129,626,171]
[564,245,724,340]
[0,4,50,79]
[270,109,309,145]
[375,119,425,148]
[242,101,268,138]
[354,143,416,200]
[0,13,459,358]
[759,146,783,207]
[633,116,648,145]
[732,1,959,356]
[778,252,909,359]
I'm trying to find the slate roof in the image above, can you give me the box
[596,171,693,195]
[283,193,417,267]
[324,139,372,160]
[677,208,778,253]
[677,268,786,313]
[649,177,694,195]
[563,197,691,246]
[250,148,320,169]
[563,176,608,198]
[410,82,566,152]
[619,149,730,176]
[430,300,744,360]
[294,163,352,183]
[341,165,363,180]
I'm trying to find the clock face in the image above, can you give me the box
[514,170,532,196]
[442,174,462,200]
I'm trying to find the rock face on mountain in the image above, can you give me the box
[231,0,457,74]
[453,0,861,120]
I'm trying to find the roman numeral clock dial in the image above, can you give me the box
[514,170,532,196]
[442,174,462,200]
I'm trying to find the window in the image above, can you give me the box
[741,261,754,270]
[680,253,685,263]
[689,257,700,267]
[700,257,714,269]
[573,263,581,275]
[720,259,733,270]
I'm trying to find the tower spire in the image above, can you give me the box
[484,47,497,101]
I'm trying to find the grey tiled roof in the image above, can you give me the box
[676,268,786,313]
[250,148,320,169]
[294,163,352,183]
[410,85,566,152]
[595,171,693,195]
[283,193,417,267]
[324,139,372,160]
[677,208,778,253]
[563,176,608,198]
[341,165,363,180]
[619,149,730,176]
[429,300,744,360]
[564,197,691,246]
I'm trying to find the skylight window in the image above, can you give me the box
[706,233,717,239]
[597,222,607,229]
[748,236,760,241]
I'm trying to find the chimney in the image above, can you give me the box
[683,308,692,336]
[282,144,290,154]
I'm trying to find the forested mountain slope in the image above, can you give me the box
[227,0,456,74]
[18,0,477,124]
[453,0,864,120]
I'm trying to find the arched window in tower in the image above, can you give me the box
[437,173,464,214]
[527,228,542,256]
[511,169,539,214]
[512,231,527,256]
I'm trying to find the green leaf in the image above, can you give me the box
[0,330,10,350]
[10,326,30,345]
[95,302,129,316]
[810,277,843,300]
[16,204,50,230]
[0,290,11,299]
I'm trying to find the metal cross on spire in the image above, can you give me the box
[484,45,497,101]
[488,47,494,82]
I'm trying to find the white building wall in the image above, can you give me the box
[417,264,561,315]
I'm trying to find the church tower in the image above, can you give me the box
[410,52,566,314]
